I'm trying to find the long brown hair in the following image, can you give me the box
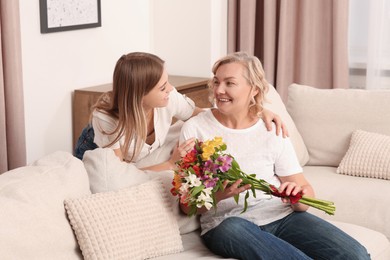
[93,52,165,161]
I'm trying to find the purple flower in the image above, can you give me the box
[204,160,218,173]
[217,155,233,172]
[203,177,219,188]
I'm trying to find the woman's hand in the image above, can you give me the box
[261,108,289,138]
[180,179,251,215]
[279,174,315,212]
[215,179,251,202]
[168,138,196,167]
[176,138,196,158]
[278,181,306,204]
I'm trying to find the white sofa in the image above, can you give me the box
[1,84,389,259]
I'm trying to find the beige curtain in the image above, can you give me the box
[228,0,350,102]
[0,0,26,174]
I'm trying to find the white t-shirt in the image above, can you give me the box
[92,88,195,162]
[180,109,302,235]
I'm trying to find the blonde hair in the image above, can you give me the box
[209,52,269,116]
[93,52,165,161]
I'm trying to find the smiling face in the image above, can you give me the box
[142,69,173,110]
[211,62,258,116]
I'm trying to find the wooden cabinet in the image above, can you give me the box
[72,75,211,147]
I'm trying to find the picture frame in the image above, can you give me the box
[39,0,101,33]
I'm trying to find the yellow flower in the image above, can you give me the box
[201,137,224,160]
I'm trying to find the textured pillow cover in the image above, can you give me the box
[64,178,183,260]
[337,130,390,180]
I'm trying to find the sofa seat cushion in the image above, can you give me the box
[153,230,235,260]
[152,221,390,260]
[330,221,390,260]
[303,166,390,240]
[0,151,91,260]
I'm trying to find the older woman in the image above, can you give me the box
[179,52,369,260]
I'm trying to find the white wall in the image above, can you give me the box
[19,0,227,163]
[152,0,227,77]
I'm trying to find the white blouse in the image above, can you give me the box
[92,88,195,162]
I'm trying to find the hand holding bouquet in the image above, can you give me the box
[171,137,335,217]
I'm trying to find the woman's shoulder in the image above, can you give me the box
[92,109,118,130]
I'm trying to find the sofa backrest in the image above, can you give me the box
[286,83,390,166]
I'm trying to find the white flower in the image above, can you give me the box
[196,189,214,210]
[179,182,190,193]
[185,173,202,187]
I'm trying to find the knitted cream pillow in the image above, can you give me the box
[64,178,183,260]
[337,130,390,179]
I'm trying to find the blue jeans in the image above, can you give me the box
[202,212,370,260]
[74,124,98,160]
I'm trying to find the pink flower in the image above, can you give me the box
[216,155,232,172]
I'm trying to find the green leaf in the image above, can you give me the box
[188,206,197,217]
[241,191,250,213]
[234,194,239,204]
[191,185,205,196]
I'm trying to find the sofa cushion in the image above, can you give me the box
[303,166,390,240]
[0,151,90,260]
[64,178,183,260]
[264,85,309,166]
[337,130,390,180]
[329,221,390,260]
[287,84,390,166]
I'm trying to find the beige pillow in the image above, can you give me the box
[264,85,309,166]
[0,151,90,260]
[287,84,390,166]
[337,130,390,179]
[64,178,183,260]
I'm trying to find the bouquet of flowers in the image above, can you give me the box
[171,137,335,217]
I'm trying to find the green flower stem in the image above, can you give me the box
[220,168,336,215]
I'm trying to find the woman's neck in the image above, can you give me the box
[212,109,258,129]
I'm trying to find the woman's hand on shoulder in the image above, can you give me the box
[261,108,289,138]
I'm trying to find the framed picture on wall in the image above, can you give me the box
[39,0,101,33]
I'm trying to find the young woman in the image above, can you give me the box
[179,52,370,260]
[75,52,287,171]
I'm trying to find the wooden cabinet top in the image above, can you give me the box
[74,75,210,94]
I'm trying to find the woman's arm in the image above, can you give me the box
[139,138,196,171]
[278,173,315,212]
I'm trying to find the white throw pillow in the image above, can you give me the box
[337,130,390,180]
[64,178,183,260]
[83,148,149,193]
[0,151,90,260]
[264,85,309,166]
[287,84,390,166]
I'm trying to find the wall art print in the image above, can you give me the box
[40,0,101,33]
